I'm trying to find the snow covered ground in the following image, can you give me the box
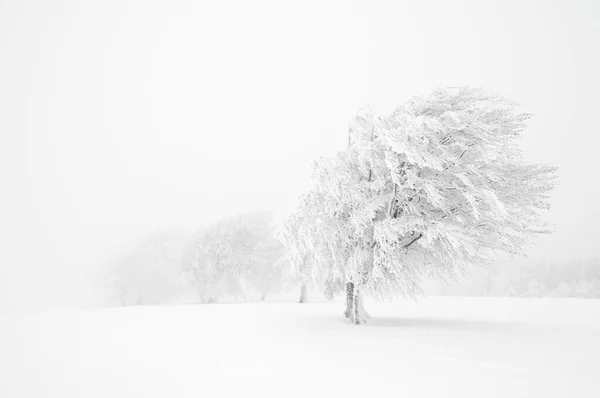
[2,296,599,398]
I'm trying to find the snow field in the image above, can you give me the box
[2,297,599,398]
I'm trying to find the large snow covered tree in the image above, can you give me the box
[281,87,557,324]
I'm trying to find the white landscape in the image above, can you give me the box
[3,296,600,398]
[2,1,600,397]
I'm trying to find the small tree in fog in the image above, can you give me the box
[102,230,189,306]
[282,87,557,324]
[247,235,285,300]
[189,210,284,302]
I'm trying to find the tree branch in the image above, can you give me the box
[402,232,423,249]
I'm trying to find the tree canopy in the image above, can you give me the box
[281,87,557,322]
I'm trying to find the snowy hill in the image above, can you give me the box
[2,297,599,397]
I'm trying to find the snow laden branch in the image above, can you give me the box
[281,87,557,324]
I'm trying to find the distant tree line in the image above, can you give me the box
[426,258,600,298]
[95,210,290,306]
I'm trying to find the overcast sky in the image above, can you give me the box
[1,0,599,310]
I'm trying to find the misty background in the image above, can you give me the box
[1,0,599,312]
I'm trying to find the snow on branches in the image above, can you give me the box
[188,210,284,302]
[282,87,557,303]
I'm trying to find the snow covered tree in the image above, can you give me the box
[246,228,285,300]
[282,87,557,324]
[280,189,348,303]
[189,210,284,302]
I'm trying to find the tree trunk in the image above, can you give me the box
[344,282,354,319]
[298,283,308,303]
[353,287,360,324]
[207,297,218,303]
[344,282,370,325]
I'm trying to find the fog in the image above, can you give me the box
[1,0,599,312]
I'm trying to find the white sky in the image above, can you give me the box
[1,0,599,310]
